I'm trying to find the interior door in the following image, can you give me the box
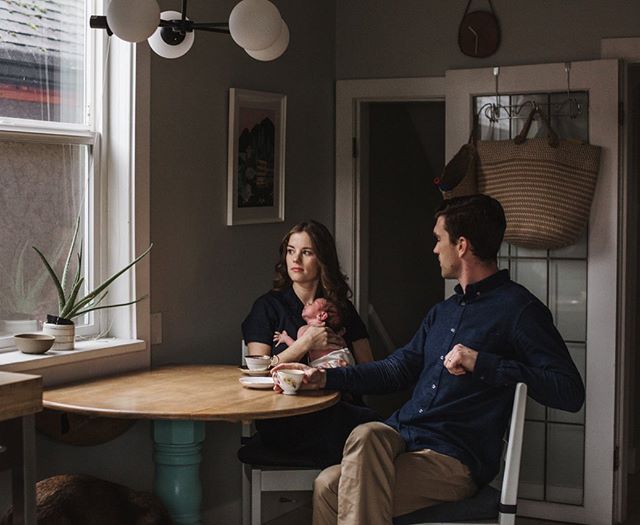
[446,60,619,525]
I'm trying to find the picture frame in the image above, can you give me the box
[227,88,287,225]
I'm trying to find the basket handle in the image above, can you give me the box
[514,104,559,147]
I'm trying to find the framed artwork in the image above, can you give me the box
[227,88,287,225]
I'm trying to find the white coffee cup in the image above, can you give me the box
[245,355,271,371]
[276,369,305,395]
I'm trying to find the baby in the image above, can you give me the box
[274,298,355,368]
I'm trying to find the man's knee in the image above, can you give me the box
[345,421,395,451]
[314,464,341,499]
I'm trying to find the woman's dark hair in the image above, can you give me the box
[273,220,352,315]
[435,194,506,262]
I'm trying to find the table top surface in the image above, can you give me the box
[42,365,339,422]
[0,371,42,422]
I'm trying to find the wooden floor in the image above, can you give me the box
[266,471,640,525]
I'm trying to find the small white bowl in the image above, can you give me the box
[14,333,55,354]
[245,355,272,371]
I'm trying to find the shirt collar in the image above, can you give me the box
[283,284,304,313]
[454,269,510,303]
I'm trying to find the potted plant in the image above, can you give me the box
[33,218,152,350]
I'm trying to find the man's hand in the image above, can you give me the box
[271,363,327,391]
[444,344,478,375]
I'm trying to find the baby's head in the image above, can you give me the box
[302,298,341,329]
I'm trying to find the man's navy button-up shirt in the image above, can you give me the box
[325,270,585,485]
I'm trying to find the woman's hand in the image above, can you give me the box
[299,325,346,352]
[271,363,327,391]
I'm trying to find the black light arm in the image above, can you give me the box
[88,15,229,37]
[89,15,112,36]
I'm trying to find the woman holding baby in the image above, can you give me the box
[242,220,379,466]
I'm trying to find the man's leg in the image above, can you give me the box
[392,448,476,517]
[313,464,341,525]
[339,421,406,525]
[313,421,477,525]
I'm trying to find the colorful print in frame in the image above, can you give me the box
[227,88,286,225]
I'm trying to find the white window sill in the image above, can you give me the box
[0,339,147,382]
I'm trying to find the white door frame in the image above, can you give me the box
[447,60,619,525]
[601,36,640,525]
[335,77,445,312]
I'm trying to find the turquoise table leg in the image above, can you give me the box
[153,420,205,525]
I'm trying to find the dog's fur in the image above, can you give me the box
[0,474,172,525]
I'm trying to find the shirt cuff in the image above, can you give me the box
[473,351,501,385]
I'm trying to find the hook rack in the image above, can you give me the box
[480,63,584,123]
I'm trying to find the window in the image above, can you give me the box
[0,0,102,350]
[0,0,150,371]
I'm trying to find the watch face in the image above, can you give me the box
[458,10,500,58]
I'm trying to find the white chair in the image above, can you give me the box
[393,382,528,525]
[239,342,322,525]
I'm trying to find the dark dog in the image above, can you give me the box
[0,474,172,525]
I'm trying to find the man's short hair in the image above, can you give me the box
[435,194,506,262]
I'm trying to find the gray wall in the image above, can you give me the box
[336,0,640,79]
[22,2,336,525]
[148,1,336,522]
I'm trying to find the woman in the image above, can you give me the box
[242,220,379,467]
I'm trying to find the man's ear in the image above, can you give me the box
[456,236,470,257]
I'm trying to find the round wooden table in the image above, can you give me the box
[43,365,339,525]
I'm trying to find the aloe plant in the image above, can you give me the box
[32,217,152,322]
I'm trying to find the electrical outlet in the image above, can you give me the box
[151,312,162,345]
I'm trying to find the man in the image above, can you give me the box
[272,194,585,525]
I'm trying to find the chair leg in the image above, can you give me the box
[242,464,251,525]
[499,512,516,525]
[251,469,262,525]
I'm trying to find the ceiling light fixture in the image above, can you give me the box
[90,0,289,61]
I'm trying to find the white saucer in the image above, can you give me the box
[239,377,274,389]
[239,367,270,377]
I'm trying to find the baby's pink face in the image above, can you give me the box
[302,298,330,326]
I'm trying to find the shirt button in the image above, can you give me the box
[432,384,436,389]
[418,408,424,414]
[461,301,466,306]
[440,355,444,360]
[450,328,456,333]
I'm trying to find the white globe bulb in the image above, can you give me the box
[148,10,195,59]
[246,20,289,61]
[229,0,282,51]
[107,0,160,43]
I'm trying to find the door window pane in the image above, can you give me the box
[547,423,585,505]
[475,91,588,507]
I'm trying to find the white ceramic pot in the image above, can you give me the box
[42,322,75,350]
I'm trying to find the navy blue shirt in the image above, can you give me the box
[325,270,585,485]
[242,285,369,359]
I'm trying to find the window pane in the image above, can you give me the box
[0,140,89,344]
[0,0,86,124]
[546,423,584,505]
[519,421,545,500]
[548,260,587,341]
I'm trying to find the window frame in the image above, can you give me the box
[0,2,151,383]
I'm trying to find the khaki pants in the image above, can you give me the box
[313,422,476,525]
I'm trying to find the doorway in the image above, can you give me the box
[362,101,446,418]
[365,101,445,359]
